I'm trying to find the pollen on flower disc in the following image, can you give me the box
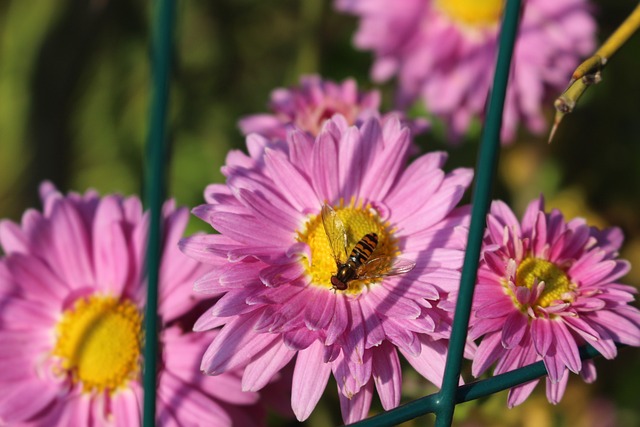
[297,200,399,294]
[435,0,503,29]
[52,295,143,393]
[515,257,576,309]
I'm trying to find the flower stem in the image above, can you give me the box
[549,3,640,143]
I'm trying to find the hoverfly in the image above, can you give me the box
[321,204,416,291]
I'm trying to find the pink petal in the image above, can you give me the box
[192,270,226,295]
[200,313,277,374]
[361,127,411,201]
[502,311,528,349]
[211,289,258,317]
[291,340,332,421]
[92,196,130,296]
[218,261,261,288]
[49,200,95,287]
[112,387,142,427]
[263,148,318,211]
[372,342,401,410]
[5,253,70,306]
[193,309,229,332]
[259,262,305,288]
[506,379,539,408]
[367,287,421,319]
[236,188,303,232]
[0,220,28,254]
[157,373,232,426]
[483,251,507,276]
[339,379,374,425]
[242,340,295,392]
[325,296,348,345]
[571,259,619,287]
[385,169,445,223]
[531,318,553,357]
[0,295,57,327]
[179,234,240,264]
[472,332,505,377]
[531,211,549,257]
[475,298,515,319]
[0,379,60,423]
[208,211,291,247]
[383,318,419,356]
[38,391,93,426]
[283,328,319,351]
[344,305,366,364]
[542,344,566,383]
[401,337,447,387]
[337,126,365,199]
[589,309,640,346]
[158,206,199,287]
[359,297,385,348]
[545,368,569,404]
[580,359,597,383]
[521,196,545,237]
[288,129,315,173]
[553,322,582,374]
[495,341,528,375]
[489,200,521,233]
[397,185,468,234]
[304,288,336,330]
[311,130,340,202]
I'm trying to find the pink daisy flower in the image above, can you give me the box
[335,0,596,141]
[0,182,261,426]
[180,114,474,423]
[238,74,427,141]
[470,197,640,407]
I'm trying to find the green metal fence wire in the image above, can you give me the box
[142,0,175,426]
[140,0,610,426]
[435,0,521,424]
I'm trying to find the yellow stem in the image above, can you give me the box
[549,3,640,143]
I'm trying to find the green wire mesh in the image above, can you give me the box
[143,0,175,426]
[141,0,607,425]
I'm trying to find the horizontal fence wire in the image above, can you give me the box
[349,344,603,427]
[142,0,175,426]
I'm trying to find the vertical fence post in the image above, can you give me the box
[142,0,175,426]
[434,1,522,426]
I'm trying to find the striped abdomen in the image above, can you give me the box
[331,233,378,290]
[349,233,378,266]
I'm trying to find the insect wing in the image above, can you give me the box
[357,256,416,280]
[321,204,348,263]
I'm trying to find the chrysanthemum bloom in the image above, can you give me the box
[181,115,474,423]
[0,182,261,426]
[470,197,640,407]
[335,0,595,141]
[238,74,427,141]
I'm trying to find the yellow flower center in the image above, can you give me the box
[435,0,503,30]
[52,295,143,393]
[513,257,576,309]
[297,200,398,294]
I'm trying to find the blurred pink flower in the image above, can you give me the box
[238,74,427,140]
[336,0,596,141]
[0,182,261,426]
[470,197,640,407]
[181,115,473,423]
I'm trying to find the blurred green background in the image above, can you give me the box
[1,0,639,426]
